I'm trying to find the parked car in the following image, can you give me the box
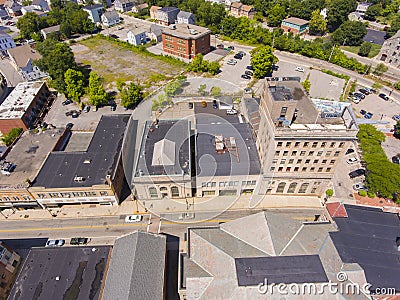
[392,156,400,164]
[379,93,389,101]
[246,65,254,71]
[241,74,251,79]
[364,87,376,94]
[110,104,116,111]
[46,239,65,247]
[62,99,73,106]
[364,112,373,119]
[359,88,370,95]
[272,64,279,71]
[227,45,235,50]
[345,148,355,155]
[295,66,305,72]
[216,44,224,49]
[71,112,79,118]
[234,53,243,59]
[352,97,361,104]
[347,157,358,164]
[353,92,365,99]
[244,70,253,76]
[238,51,246,56]
[360,109,366,115]
[226,109,238,115]
[125,215,143,223]
[353,183,367,191]
[202,101,207,108]
[188,102,193,109]
[70,237,89,245]
[393,115,400,121]
[83,105,90,113]
[244,87,252,94]
[227,59,237,65]
[213,100,218,109]
[349,169,365,178]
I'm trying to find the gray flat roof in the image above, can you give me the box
[236,255,328,286]
[135,119,191,177]
[331,204,400,293]
[162,23,211,40]
[0,129,64,188]
[32,115,133,188]
[8,246,111,300]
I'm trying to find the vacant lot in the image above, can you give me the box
[71,36,184,89]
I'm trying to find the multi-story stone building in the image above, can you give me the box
[162,23,211,60]
[253,79,358,196]
[378,30,400,69]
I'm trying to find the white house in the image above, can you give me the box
[176,11,195,24]
[0,32,15,54]
[101,10,120,27]
[83,4,104,23]
[127,27,147,46]
[147,24,163,43]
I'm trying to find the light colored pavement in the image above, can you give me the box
[382,136,400,161]
[217,51,252,88]
[308,69,345,100]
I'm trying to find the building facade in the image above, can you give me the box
[378,30,400,69]
[281,17,309,35]
[101,10,120,27]
[83,4,104,23]
[177,11,195,24]
[114,0,133,12]
[162,24,211,60]
[150,5,161,19]
[157,6,179,26]
[0,32,15,54]
[127,28,147,46]
[0,242,20,298]
[255,79,358,196]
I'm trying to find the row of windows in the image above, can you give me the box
[275,182,316,193]
[277,141,345,149]
[37,191,108,199]
[273,158,336,165]
[177,46,185,52]
[202,180,256,188]
[0,195,32,201]
[270,166,332,173]
[164,35,173,41]
[165,43,174,49]
[149,186,179,198]
[275,150,340,157]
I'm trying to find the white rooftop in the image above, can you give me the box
[152,138,175,166]
[0,81,45,120]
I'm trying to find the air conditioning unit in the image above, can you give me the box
[169,24,176,30]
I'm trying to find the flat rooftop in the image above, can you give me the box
[135,119,191,177]
[267,80,349,126]
[162,23,211,40]
[0,129,63,188]
[8,246,111,300]
[0,81,45,120]
[32,115,132,188]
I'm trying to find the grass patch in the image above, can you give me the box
[341,44,382,58]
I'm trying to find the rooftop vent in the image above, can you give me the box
[74,176,85,183]
[83,159,91,164]
[189,29,198,35]
[169,24,176,30]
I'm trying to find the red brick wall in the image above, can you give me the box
[0,119,27,134]
[281,25,300,35]
[162,32,211,59]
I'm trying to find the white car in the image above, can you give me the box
[295,66,305,72]
[227,59,237,65]
[226,109,238,115]
[46,239,65,247]
[125,215,143,223]
[347,157,358,164]
[353,183,367,191]
[352,98,361,104]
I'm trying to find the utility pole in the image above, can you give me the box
[328,44,335,62]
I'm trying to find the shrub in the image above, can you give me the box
[367,191,376,198]
[358,190,367,197]
[1,127,23,146]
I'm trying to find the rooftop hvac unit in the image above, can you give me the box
[169,24,176,30]
[74,176,84,182]
[189,29,198,35]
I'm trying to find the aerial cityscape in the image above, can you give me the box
[0,0,399,298]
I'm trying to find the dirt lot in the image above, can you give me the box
[71,37,184,89]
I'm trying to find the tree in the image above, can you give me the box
[250,46,278,79]
[88,73,107,106]
[16,12,41,39]
[327,0,357,32]
[358,42,372,57]
[164,80,182,97]
[267,4,286,27]
[64,69,85,102]
[120,82,143,108]
[395,81,400,91]
[365,4,382,21]
[187,54,209,73]
[211,86,221,97]
[387,15,400,37]
[309,10,327,35]
[331,21,367,46]
[373,63,388,76]
[198,84,207,95]
[208,61,220,75]
[1,128,23,146]
[302,76,311,92]
[34,39,77,92]
[394,121,400,138]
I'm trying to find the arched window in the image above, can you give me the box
[287,182,297,193]
[276,182,286,193]
[149,187,157,198]
[299,183,309,193]
[171,186,179,198]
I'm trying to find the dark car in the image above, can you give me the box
[213,100,218,109]
[349,169,365,179]
[70,237,89,245]
[272,64,279,71]
[238,51,246,56]
[66,123,73,130]
[188,102,193,109]
[379,93,389,101]
[234,53,243,59]
[246,65,254,71]
[353,92,365,99]
[71,111,79,118]
[345,148,355,155]
[364,112,373,119]
[360,109,366,115]
[110,104,117,111]
[392,156,400,164]
[227,45,235,50]
[65,110,74,116]
[245,70,253,76]
[62,99,73,106]
[359,88,370,95]
[216,44,224,49]
[241,74,251,79]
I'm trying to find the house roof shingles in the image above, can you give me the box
[7,44,41,68]
[283,17,309,26]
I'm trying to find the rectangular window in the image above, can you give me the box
[294,166,299,172]
[291,151,297,156]
[330,160,336,165]
[322,159,327,164]
[326,151,332,156]
[277,142,283,147]
[312,142,318,148]
[289,159,294,164]
[330,142,336,148]
[272,159,278,164]
[294,142,300,147]
[317,151,323,156]
[334,151,340,157]
[321,142,326,147]
[305,159,310,164]
[309,151,314,156]
[310,167,315,172]
[286,167,291,172]
[219,182,225,187]
[304,142,309,147]
[318,167,323,172]
[314,159,319,164]
[280,159,286,164]
[302,167,307,172]
[275,151,280,156]
[339,142,345,148]
[278,167,283,172]
[326,167,332,172]
[300,151,306,156]
[286,142,291,147]
[270,166,275,171]
[283,151,288,156]
[297,159,302,164]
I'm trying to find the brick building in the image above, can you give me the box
[281,17,309,35]
[0,81,51,134]
[162,24,211,60]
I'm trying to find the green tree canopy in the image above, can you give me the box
[358,42,372,57]
[1,128,23,146]
[88,73,108,106]
[332,21,367,46]
[365,4,382,21]
[250,46,278,78]
[120,82,143,108]
[34,39,77,92]
[267,4,287,27]
[327,0,357,32]
[64,69,85,102]
[309,9,327,35]
[16,12,43,39]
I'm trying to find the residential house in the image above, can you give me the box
[177,10,195,25]
[0,242,20,298]
[150,5,161,19]
[0,6,9,20]
[147,24,163,43]
[229,2,255,19]
[93,0,110,7]
[21,5,43,15]
[229,1,242,17]
[132,2,148,13]
[281,17,309,35]
[7,44,48,81]
[378,30,400,68]
[162,23,211,60]
[355,2,372,16]
[31,0,49,11]
[114,0,133,12]
[157,6,179,26]
[101,10,120,27]
[127,26,147,46]
[83,4,104,23]
[348,11,363,21]
[0,31,15,55]
[4,0,21,16]
[40,24,60,39]
[224,0,239,9]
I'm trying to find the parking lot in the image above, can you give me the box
[217,50,252,88]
